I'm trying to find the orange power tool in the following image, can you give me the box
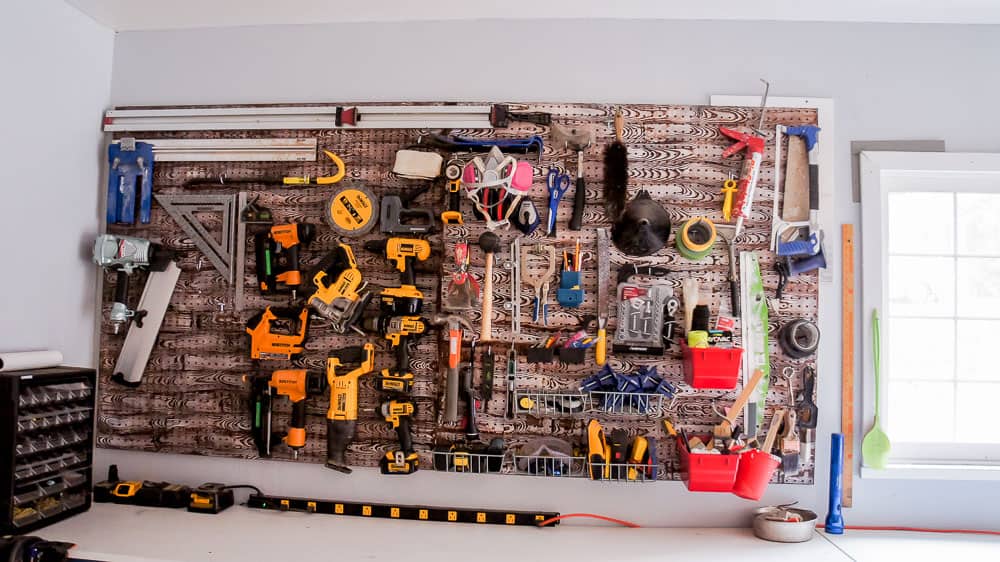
[246,369,326,458]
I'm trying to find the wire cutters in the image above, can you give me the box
[546,166,571,237]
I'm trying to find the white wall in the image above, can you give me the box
[104,19,1000,528]
[0,1,113,368]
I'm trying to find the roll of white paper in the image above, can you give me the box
[0,350,64,372]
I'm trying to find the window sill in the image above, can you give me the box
[861,463,1000,481]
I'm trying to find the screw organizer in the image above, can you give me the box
[1,367,97,534]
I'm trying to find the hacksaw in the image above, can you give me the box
[739,251,770,438]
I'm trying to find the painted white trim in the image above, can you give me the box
[859,151,1000,469]
[861,463,1000,481]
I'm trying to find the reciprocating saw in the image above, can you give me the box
[325,343,375,474]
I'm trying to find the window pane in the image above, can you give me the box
[888,192,953,255]
[956,193,1000,256]
[956,258,1000,318]
[887,318,954,381]
[888,381,954,443]
[956,383,1000,444]
[888,256,955,317]
[956,320,1000,382]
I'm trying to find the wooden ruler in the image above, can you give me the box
[841,224,855,507]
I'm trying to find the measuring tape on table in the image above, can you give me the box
[676,217,717,260]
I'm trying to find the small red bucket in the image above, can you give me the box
[732,449,780,500]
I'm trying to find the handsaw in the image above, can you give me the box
[596,228,610,365]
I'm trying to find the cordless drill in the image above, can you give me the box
[255,223,316,297]
[364,238,431,315]
[379,400,418,475]
[246,369,326,458]
[325,343,375,474]
[363,315,429,393]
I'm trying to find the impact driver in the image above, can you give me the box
[379,400,418,475]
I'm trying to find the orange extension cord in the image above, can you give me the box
[538,516,1000,536]
[817,524,1000,537]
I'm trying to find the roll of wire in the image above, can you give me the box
[676,217,717,260]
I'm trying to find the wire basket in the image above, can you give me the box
[512,455,589,478]
[432,449,507,474]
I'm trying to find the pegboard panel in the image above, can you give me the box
[97,102,819,485]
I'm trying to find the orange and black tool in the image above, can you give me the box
[325,343,376,474]
[246,369,326,458]
[246,306,310,360]
[255,223,316,297]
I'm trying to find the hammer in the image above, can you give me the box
[430,313,474,423]
[478,232,501,341]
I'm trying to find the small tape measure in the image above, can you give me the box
[326,183,378,236]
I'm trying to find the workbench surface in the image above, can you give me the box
[39,504,1000,562]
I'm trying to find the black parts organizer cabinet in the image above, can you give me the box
[0,367,96,534]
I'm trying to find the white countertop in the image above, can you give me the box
[40,503,1000,562]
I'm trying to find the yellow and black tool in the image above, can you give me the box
[364,238,431,315]
[246,306,310,360]
[379,400,419,475]
[722,176,738,221]
[255,223,316,297]
[626,436,650,481]
[363,315,428,393]
[326,183,379,237]
[587,419,608,480]
[184,149,346,187]
[307,243,370,333]
[325,343,376,474]
[441,161,464,225]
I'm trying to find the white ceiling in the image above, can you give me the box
[67,0,1000,31]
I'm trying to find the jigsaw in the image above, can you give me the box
[307,244,370,334]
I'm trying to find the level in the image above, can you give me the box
[246,494,559,527]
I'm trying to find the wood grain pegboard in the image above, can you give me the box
[97,102,819,485]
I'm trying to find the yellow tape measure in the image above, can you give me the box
[326,183,378,236]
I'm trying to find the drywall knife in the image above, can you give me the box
[596,228,610,366]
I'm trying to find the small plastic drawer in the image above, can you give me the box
[682,345,743,390]
[677,435,739,492]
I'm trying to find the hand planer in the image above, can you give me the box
[246,306,310,360]
[307,243,370,334]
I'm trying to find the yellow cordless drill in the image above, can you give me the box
[363,315,428,394]
[364,238,430,315]
[379,400,418,475]
[325,343,375,474]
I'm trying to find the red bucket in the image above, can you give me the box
[732,449,780,500]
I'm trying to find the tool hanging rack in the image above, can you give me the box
[95,100,821,487]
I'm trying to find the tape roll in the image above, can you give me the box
[687,330,710,348]
[779,319,821,359]
[676,217,717,260]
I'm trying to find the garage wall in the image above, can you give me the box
[0,1,113,368]
[104,18,1000,527]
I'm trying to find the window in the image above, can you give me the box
[861,152,1000,470]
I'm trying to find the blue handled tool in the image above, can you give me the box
[825,433,845,534]
[107,139,154,225]
[546,167,571,237]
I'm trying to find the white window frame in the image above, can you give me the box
[860,151,1000,479]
